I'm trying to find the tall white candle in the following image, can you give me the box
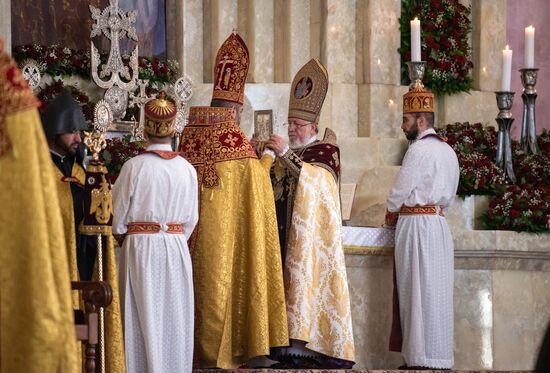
[501,45,512,92]
[410,17,421,62]
[524,25,535,68]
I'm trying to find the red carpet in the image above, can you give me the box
[194,369,531,372]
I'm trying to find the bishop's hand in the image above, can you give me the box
[265,134,288,156]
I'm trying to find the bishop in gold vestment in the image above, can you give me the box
[179,32,288,369]
[258,59,355,369]
[0,39,78,373]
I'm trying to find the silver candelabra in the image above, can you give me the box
[406,61,427,89]
[519,68,541,155]
[495,91,516,183]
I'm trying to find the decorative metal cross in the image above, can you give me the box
[128,79,153,140]
[172,76,194,136]
[21,61,41,90]
[90,0,138,91]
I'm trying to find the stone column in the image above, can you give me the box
[0,0,10,54]
[322,0,356,84]
[472,0,507,92]
[167,0,203,84]
[203,0,238,83]
[289,0,311,79]
[248,0,275,83]
[359,0,401,85]
[274,0,310,83]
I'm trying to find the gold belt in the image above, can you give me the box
[399,205,444,216]
[126,222,184,235]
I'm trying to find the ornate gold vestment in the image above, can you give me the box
[284,163,355,362]
[52,155,125,373]
[180,106,289,368]
[0,47,78,372]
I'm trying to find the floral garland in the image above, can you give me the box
[12,44,179,121]
[399,0,474,95]
[13,44,178,87]
[438,123,550,232]
[37,80,95,122]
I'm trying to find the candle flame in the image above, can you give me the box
[377,59,381,65]
[482,66,487,73]
[414,17,419,21]
[388,99,395,105]
[330,26,336,32]
[505,45,510,50]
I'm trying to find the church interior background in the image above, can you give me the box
[2,0,550,370]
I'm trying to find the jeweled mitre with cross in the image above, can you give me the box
[212,32,249,105]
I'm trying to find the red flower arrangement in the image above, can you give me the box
[399,0,474,95]
[483,183,550,232]
[13,44,91,79]
[438,122,505,196]
[13,44,179,87]
[37,80,95,122]
[102,134,147,183]
[439,124,549,232]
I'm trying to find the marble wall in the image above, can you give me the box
[345,229,550,370]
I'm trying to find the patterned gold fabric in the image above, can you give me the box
[403,80,434,113]
[288,58,329,123]
[285,163,355,362]
[190,157,289,368]
[212,32,249,105]
[179,106,257,188]
[96,235,126,373]
[53,161,86,305]
[0,107,78,372]
[54,164,126,373]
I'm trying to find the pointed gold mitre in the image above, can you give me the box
[403,80,435,114]
[288,58,329,123]
[144,92,177,137]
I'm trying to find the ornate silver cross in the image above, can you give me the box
[90,0,139,121]
[128,79,153,140]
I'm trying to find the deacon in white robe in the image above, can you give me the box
[112,94,199,373]
[386,84,459,369]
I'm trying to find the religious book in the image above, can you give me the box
[340,183,356,221]
[254,109,273,141]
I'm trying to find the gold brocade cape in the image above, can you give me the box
[284,164,355,362]
[53,164,126,373]
[0,107,78,372]
[179,106,289,368]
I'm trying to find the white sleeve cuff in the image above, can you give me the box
[278,145,290,157]
[262,148,276,160]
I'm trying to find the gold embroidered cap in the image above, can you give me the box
[212,32,250,105]
[144,92,177,137]
[403,80,435,114]
[288,58,329,123]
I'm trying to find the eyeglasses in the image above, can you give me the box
[282,122,312,129]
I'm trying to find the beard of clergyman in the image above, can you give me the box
[405,120,419,141]
[289,134,315,150]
